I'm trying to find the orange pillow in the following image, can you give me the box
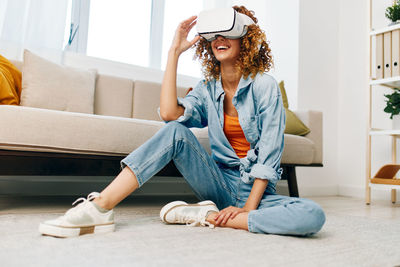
[0,54,22,105]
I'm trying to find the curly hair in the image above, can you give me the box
[194,5,273,81]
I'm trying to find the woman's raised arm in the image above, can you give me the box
[160,16,200,121]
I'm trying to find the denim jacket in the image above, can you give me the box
[166,73,285,186]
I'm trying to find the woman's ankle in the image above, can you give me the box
[93,195,112,210]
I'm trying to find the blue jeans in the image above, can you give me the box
[121,122,325,236]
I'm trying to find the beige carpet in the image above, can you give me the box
[0,197,399,267]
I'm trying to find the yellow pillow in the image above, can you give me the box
[0,54,22,105]
[279,81,310,136]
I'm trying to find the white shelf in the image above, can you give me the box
[370,23,400,36]
[370,76,400,88]
[367,3,399,204]
[370,129,400,136]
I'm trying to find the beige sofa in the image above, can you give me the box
[0,58,322,197]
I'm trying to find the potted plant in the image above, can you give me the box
[384,88,400,120]
[386,0,400,25]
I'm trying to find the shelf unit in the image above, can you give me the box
[367,1,400,204]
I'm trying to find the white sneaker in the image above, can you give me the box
[160,200,219,228]
[39,192,115,238]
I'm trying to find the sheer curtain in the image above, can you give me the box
[0,0,68,62]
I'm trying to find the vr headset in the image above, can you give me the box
[196,7,255,41]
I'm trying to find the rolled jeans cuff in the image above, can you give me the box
[120,158,145,187]
[249,164,281,184]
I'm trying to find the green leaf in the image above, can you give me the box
[384,105,394,113]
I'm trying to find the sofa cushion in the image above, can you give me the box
[0,105,161,155]
[21,50,97,114]
[94,74,134,118]
[132,81,187,121]
[0,105,313,165]
[0,105,211,156]
[282,134,315,165]
[295,110,322,164]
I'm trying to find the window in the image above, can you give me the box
[69,0,206,77]
[63,0,72,50]
[67,0,298,94]
[86,0,152,67]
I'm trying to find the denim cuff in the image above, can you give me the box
[174,97,194,123]
[247,210,257,233]
[249,164,282,183]
[156,98,194,123]
[120,158,145,187]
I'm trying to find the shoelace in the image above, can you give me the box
[64,192,101,218]
[72,192,100,206]
[184,214,215,229]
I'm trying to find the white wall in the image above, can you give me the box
[296,0,341,196]
[263,0,299,110]
[336,0,370,198]
[297,0,399,201]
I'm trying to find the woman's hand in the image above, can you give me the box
[170,16,200,56]
[214,206,248,225]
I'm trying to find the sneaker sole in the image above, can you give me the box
[160,200,217,223]
[39,222,115,238]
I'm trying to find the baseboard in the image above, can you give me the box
[297,184,338,197]
[338,184,400,202]
[0,176,342,198]
[271,181,338,197]
[0,176,197,197]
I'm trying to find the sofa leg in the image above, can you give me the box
[286,166,299,198]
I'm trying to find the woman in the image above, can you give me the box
[39,6,325,238]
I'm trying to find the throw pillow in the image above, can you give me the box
[21,50,97,114]
[0,54,22,105]
[279,80,310,136]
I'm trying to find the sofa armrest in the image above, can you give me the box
[293,110,323,164]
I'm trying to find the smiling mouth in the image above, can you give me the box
[216,45,229,51]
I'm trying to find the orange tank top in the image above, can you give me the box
[223,113,251,158]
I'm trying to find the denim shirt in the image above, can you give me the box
[166,73,285,187]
